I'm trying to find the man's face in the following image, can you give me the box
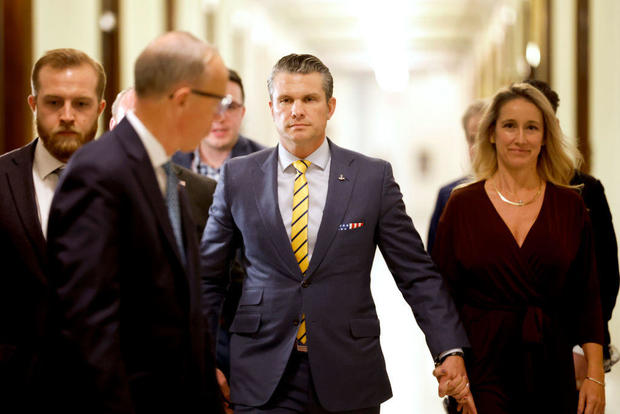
[465,112,482,161]
[269,72,335,157]
[28,64,105,162]
[203,80,246,151]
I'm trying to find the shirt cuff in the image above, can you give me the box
[438,348,463,360]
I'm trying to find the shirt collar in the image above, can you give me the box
[278,137,330,172]
[33,138,65,180]
[126,110,169,169]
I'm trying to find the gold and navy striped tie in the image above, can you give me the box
[292,160,310,346]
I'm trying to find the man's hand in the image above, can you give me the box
[216,368,233,414]
[433,355,477,414]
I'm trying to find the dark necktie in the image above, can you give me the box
[163,162,186,265]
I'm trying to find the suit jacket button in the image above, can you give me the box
[301,280,310,288]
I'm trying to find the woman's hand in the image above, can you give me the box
[577,377,605,414]
[578,342,605,414]
[433,356,477,414]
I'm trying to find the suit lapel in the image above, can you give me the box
[116,119,186,270]
[305,140,358,278]
[5,140,47,275]
[254,148,303,279]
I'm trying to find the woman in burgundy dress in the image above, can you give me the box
[432,83,605,414]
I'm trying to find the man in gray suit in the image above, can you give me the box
[201,54,474,413]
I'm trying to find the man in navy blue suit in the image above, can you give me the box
[201,54,474,413]
[47,32,229,413]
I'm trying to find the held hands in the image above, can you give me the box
[216,368,233,414]
[433,355,477,414]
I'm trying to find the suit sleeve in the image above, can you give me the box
[200,163,239,345]
[375,162,469,359]
[47,160,133,413]
[426,189,445,253]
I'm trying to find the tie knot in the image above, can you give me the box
[293,160,310,174]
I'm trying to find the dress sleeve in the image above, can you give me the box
[570,209,605,346]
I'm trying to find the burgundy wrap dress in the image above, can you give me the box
[432,181,604,413]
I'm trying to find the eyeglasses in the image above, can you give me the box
[169,88,234,114]
[190,89,233,114]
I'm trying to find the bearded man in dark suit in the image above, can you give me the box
[0,48,106,412]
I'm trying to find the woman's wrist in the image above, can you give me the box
[584,376,605,387]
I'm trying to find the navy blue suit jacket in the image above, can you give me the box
[172,134,265,170]
[427,176,468,253]
[201,139,468,411]
[0,140,57,411]
[47,119,223,414]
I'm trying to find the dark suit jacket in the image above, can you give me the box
[172,164,216,240]
[173,134,265,352]
[171,134,265,170]
[0,139,55,411]
[571,172,619,354]
[201,139,468,411]
[47,118,223,414]
[427,176,468,253]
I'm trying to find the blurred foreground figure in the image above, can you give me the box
[47,32,229,413]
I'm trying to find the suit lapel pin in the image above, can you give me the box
[338,174,345,181]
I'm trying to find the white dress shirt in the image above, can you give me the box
[32,140,65,239]
[126,111,169,196]
[277,138,331,264]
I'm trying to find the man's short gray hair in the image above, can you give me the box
[110,88,133,121]
[134,31,219,98]
[267,54,333,102]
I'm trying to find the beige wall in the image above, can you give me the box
[33,0,100,63]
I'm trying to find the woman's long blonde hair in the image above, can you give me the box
[471,83,580,186]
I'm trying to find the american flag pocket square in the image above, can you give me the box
[338,222,365,231]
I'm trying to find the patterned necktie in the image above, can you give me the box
[292,160,310,347]
[162,162,186,266]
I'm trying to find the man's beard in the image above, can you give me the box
[37,118,98,162]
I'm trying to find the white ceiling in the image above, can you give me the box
[258,0,502,73]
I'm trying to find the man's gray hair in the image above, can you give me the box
[461,99,488,135]
[134,31,219,98]
[110,88,133,121]
[267,54,333,102]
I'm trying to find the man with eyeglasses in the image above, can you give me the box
[173,68,264,181]
[46,32,228,413]
[173,68,264,384]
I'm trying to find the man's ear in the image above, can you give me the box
[28,95,37,113]
[169,87,191,108]
[327,97,336,120]
[98,100,106,116]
